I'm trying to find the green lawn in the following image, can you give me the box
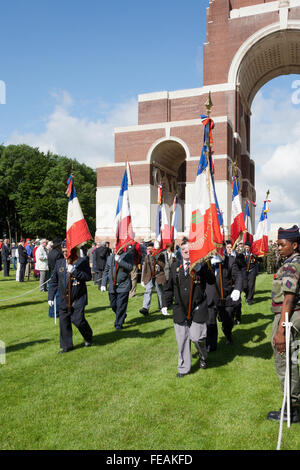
[0,269,298,450]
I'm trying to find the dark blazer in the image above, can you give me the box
[102,251,133,293]
[165,260,216,324]
[18,245,28,264]
[206,254,244,308]
[95,246,110,271]
[48,256,91,310]
[2,244,11,262]
[48,248,64,274]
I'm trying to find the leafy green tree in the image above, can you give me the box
[0,144,96,242]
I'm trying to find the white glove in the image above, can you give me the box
[210,255,222,265]
[141,281,145,288]
[100,286,106,292]
[115,254,120,262]
[67,264,75,273]
[172,253,176,258]
[154,240,160,250]
[48,300,54,307]
[231,289,240,302]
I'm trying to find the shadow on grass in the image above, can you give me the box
[85,305,110,315]
[6,338,50,353]
[200,320,274,371]
[88,324,172,349]
[238,311,273,325]
[0,299,47,311]
[125,311,173,327]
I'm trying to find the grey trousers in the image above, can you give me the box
[39,270,49,291]
[143,279,165,310]
[174,321,207,374]
[271,311,300,406]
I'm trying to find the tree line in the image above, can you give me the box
[0,144,96,242]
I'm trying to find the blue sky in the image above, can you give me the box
[0,0,299,226]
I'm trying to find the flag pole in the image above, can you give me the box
[188,92,213,320]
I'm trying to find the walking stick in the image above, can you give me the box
[277,312,293,450]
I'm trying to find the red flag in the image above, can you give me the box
[188,117,223,269]
[66,175,92,260]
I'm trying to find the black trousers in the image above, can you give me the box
[59,305,93,350]
[3,260,10,276]
[206,298,237,349]
[109,291,129,329]
[19,263,26,282]
[244,271,257,302]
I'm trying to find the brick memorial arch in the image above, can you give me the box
[96,0,300,242]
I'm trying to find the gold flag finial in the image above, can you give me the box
[205,91,213,117]
[266,189,270,199]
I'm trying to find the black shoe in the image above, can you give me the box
[267,407,300,423]
[247,300,254,305]
[199,359,207,369]
[58,348,73,354]
[139,308,149,316]
[115,326,122,331]
[176,372,187,378]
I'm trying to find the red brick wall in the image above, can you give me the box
[97,164,152,187]
[204,6,278,85]
[115,129,165,162]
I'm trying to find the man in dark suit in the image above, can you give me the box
[18,239,28,282]
[101,247,133,330]
[165,241,216,377]
[2,239,11,276]
[95,241,110,289]
[242,241,259,305]
[206,248,244,349]
[47,237,64,319]
[48,246,93,353]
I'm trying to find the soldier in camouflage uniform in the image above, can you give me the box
[267,242,277,274]
[267,226,300,423]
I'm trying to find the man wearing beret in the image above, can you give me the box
[267,225,300,423]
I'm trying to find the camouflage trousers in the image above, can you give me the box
[271,311,300,406]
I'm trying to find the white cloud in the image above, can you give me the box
[252,88,300,225]
[6,90,138,169]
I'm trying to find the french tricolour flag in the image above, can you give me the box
[156,186,171,250]
[243,200,254,245]
[66,175,92,259]
[170,195,179,242]
[252,199,270,256]
[114,168,134,253]
[231,175,246,248]
[188,116,223,268]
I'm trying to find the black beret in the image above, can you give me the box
[244,241,252,247]
[278,225,300,240]
[52,237,62,248]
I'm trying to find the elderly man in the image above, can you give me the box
[165,241,216,377]
[48,246,93,353]
[35,239,49,292]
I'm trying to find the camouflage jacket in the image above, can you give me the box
[271,253,300,313]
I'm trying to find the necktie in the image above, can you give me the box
[185,261,190,276]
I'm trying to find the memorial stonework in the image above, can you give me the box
[96,0,300,242]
